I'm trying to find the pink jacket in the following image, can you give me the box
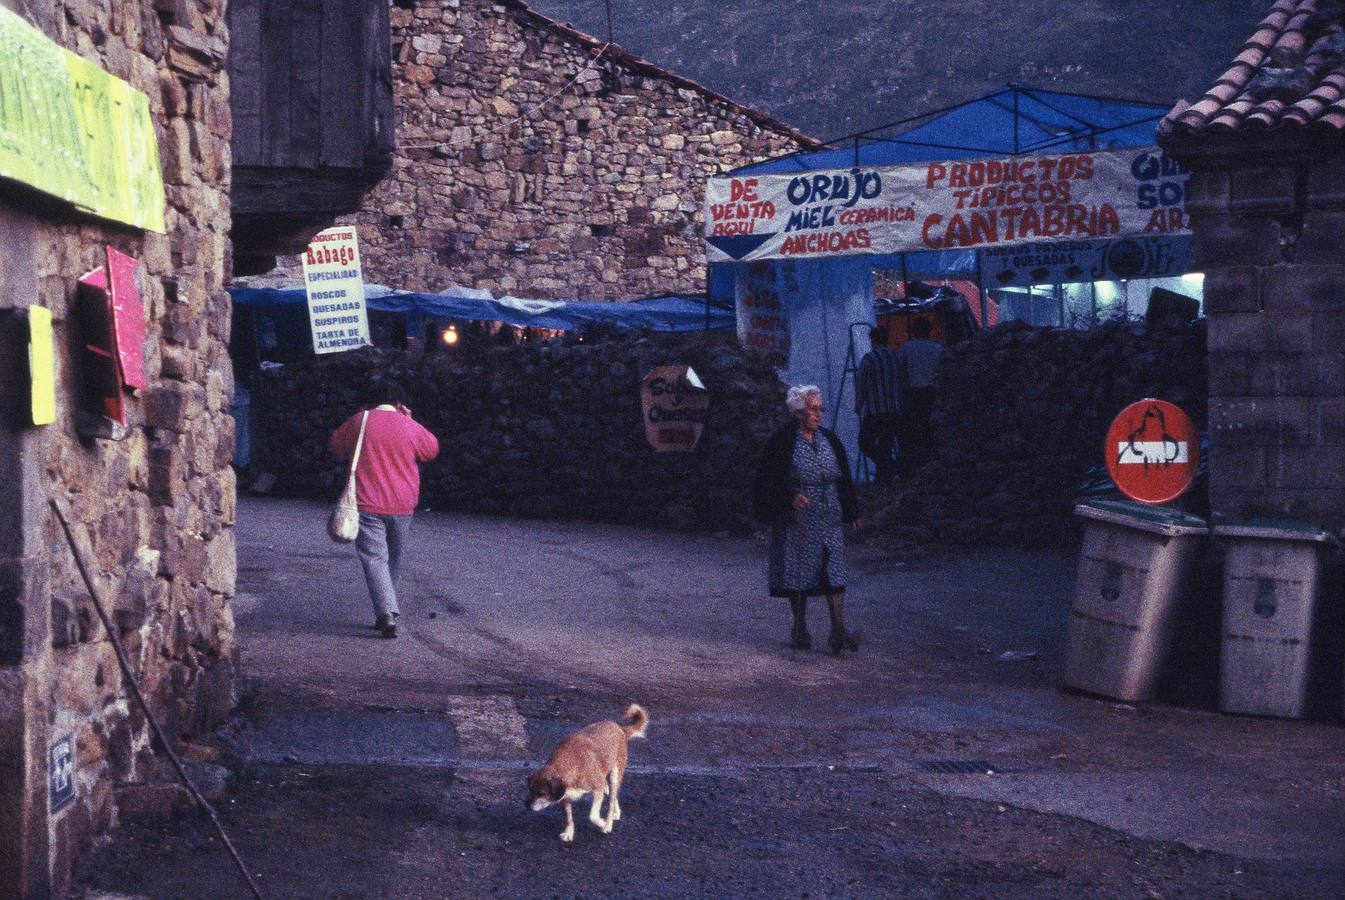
[329,407,440,516]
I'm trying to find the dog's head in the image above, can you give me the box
[525,772,565,811]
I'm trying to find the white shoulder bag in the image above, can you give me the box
[328,411,369,543]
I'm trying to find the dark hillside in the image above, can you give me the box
[530,1,1267,141]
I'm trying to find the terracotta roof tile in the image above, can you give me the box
[1161,0,1345,139]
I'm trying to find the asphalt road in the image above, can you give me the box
[76,497,1345,898]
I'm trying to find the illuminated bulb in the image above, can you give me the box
[441,327,459,346]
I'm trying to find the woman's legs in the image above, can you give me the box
[788,593,811,650]
[826,592,859,655]
[356,513,399,637]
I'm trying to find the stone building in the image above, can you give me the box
[1160,0,1345,532]
[342,0,820,300]
[0,2,235,893]
[0,1,392,893]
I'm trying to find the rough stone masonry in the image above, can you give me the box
[339,0,817,299]
[0,1,236,893]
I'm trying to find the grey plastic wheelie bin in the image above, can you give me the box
[1215,520,1333,719]
[1064,499,1209,701]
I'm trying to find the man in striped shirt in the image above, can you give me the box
[854,325,903,483]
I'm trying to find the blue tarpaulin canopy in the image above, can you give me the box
[735,85,1169,175]
[229,285,733,332]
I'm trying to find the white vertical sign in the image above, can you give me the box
[301,226,370,354]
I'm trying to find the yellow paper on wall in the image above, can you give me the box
[28,305,56,426]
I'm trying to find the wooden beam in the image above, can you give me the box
[260,0,293,166]
[320,0,364,168]
[227,0,264,166]
[289,0,323,169]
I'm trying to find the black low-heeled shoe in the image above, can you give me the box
[791,629,812,651]
[828,629,859,655]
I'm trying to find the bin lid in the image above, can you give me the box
[1074,499,1209,536]
[1213,518,1333,543]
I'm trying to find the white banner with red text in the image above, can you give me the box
[704,146,1190,263]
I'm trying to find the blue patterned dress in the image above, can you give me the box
[767,430,847,596]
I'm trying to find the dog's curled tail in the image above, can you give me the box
[621,703,648,739]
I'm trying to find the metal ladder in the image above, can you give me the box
[830,321,873,482]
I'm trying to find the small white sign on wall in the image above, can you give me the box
[301,226,371,355]
[49,733,75,813]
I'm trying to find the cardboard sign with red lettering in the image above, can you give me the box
[735,261,791,356]
[641,365,709,452]
[1105,399,1200,505]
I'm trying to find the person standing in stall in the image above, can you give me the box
[895,317,945,474]
[854,325,903,484]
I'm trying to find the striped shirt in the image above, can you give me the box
[856,347,902,416]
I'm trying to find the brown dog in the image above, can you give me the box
[525,704,648,842]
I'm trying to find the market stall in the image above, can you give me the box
[706,85,1197,463]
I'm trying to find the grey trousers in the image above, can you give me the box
[355,513,412,619]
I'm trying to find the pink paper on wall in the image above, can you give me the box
[106,247,147,390]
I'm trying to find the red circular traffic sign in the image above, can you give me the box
[1105,399,1200,505]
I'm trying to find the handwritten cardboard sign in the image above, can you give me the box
[736,261,791,356]
[641,365,709,452]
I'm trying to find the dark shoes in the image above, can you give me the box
[790,626,812,651]
[377,613,398,639]
[827,629,860,656]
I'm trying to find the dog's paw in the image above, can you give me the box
[600,820,614,834]
[559,829,575,843]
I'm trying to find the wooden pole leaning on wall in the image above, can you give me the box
[49,496,264,900]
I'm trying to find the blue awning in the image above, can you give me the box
[228,285,733,332]
[734,85,1168,175]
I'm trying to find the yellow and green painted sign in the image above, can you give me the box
[0,7,165,232]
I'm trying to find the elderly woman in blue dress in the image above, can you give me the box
[753,385,862,655]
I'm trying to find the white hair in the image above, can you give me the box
[785,384,822,413]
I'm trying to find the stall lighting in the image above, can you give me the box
[1094,281,1119,305]
[441,326,459,346]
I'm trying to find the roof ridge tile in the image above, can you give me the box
[1161,0,1345,143]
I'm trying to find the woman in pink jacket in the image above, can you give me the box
[329,383,440,638]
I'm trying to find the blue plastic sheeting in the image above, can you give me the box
[228,286,734,332]
[735,86,1168,175]
[868,250,979,277]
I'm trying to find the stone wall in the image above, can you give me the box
[251,330,786,533]
[1179,155,1345,531]
[337,0,814,299]
[0,1,236,892]
[863,320,1209,548]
